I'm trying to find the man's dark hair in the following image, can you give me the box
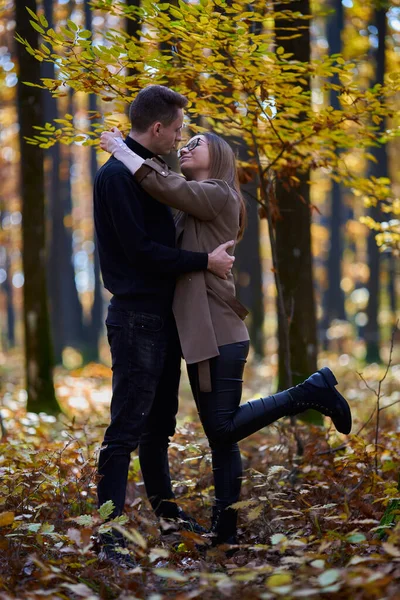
[129,85,188,133]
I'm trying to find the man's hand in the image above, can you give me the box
[207,241,235,279]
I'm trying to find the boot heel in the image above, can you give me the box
[319,367,338,387]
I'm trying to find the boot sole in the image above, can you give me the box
[319,367,352,435]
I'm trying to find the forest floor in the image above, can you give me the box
[1,349,400,599]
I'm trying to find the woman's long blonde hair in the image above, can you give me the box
[204,132,247,241]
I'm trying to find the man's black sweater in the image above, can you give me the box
[94,136,208,315]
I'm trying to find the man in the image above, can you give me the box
[94,85,234,564]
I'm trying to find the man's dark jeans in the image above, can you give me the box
[97,306,182,519]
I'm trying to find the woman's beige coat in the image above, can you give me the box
[135,156,249,391]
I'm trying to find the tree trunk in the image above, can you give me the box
[274,0,318,391]
[4,251,15,348]
[235,146,264,358]
[205,2,265,356]
[321,0,346,347]
[43,0,84,362]
[15,0,59,413]
[83,0,103,362]
[60,90,85,350]
[126,0,141,43]
[43,0,62,362]
[84,102,103,362]
[0,201,16,349]
[365,8,387,363]
[387,253,397,320]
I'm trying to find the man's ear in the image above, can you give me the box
[151,121,162,136]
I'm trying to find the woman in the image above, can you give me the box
[100,128,352,547]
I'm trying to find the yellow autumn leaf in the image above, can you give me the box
[0,512,15,527]
[247,504,263,522]
[382,542,400,557]
[267,573,293,588]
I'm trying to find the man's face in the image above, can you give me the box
[154,108,184,155]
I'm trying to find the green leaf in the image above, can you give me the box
[74,515,94,527]
[169,7,183,18]
[39,13,48,28]
[60,26,76,40]
[40,523,55,534]
[310,559,325,569]
[22,81,44,88]
[153,568,188,582]
[99,500,115,520]
[113,515,129,526]
[346,533,366,543]
[266,573,292,588]
[68,19,78,32]
[318,569,341,587]
[30,21,45,34]
[79,30,92,39]
[271,533,287,545]
[234,571,259,582]
[26,6,39,21]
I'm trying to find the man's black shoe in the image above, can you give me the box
[160,507,209,535]
[98,531,136,569]
[176,507,209,534]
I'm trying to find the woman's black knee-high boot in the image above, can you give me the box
[211,505,238,546]
[228,367,352,443]
[278,367,352,434]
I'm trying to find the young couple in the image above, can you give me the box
[94,85,352,565]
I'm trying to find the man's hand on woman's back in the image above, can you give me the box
[207,241,235,280]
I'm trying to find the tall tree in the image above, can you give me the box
[233,10,264,358]
[321,0,346,346]
[83,0,103,362]
[387,252,397,321]
[0,189,16,349]
[274,0,318,390]
[42,0,62,362]
[0,211,16,349]
[3,249,15,348]
[126,0,141,45]
[60,88,85,350]
[235,146,265,358]
[15,0,59,413]
[365,7,387,363]
[200,0,265,357]
[43,0,84,363]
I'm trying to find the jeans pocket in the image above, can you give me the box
[133,312,163,333]
[106,322,123,368]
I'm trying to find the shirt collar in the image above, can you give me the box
[125,135,155,160]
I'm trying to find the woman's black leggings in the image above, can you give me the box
[187,340,280,510]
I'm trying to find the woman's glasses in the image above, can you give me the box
[177,137,203,158]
